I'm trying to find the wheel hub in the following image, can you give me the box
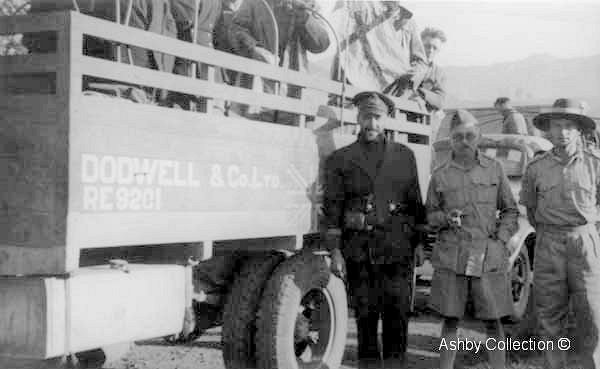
[293,289,334,368]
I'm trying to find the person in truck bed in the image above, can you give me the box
[167,0,223,111]
[25,0,177,104]
[228,0,330,124]
[418,27,447,113]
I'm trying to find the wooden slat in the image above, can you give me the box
[69,11,344,95]
[344,84,428,116]
[1,11,432,117]
[0,54,60,74]
[389,121,432,136]
[78,55,317,117]
[0,12,66,35]
[312,108,431,135]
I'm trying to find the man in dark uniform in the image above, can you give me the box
[520,98,600,369]
[322,91,424,366]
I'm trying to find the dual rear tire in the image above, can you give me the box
[222,251,348,369]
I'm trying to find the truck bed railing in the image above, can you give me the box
[1,11,431,138]
[0,10,434,275]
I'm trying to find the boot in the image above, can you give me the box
[357,313,380,359]
[382,304,408,362]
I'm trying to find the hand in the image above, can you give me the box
[329,248,346,281]
[414,244,425,267]
[446,209,464,228]
[251,46,277,65]
[383,75,412,97]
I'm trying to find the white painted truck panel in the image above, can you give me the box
[0,264,186,359]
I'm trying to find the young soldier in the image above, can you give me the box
[418,27,447,113]
[520,98,600,369]
[322,91,424,367]
[427,110,519,369]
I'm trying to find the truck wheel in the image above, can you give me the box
[222,252,286,369]
[508,245,533,322]
[256,252,348,369]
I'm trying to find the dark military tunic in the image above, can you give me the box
[322,135,424,358]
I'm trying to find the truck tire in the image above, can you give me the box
[222,252,286,369]
[255,251,348,369]
[509,245,533,322]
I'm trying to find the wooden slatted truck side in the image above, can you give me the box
[0,10,434,369]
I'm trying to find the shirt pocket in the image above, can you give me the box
[567,176,596,208]
[472,175,499,205]
[431,230,460,271]
[437,180,465,210]
[538,177,562,206]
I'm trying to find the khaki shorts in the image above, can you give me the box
[429,268,513,320]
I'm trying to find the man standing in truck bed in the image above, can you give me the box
[322,91,424,367]
[228,0,330,124]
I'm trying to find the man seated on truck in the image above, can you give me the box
[380,3,428,98]
[418,27,447,113]
[228,0,330,124]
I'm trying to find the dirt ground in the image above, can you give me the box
[2,283,591,369]
[102,284,589,369]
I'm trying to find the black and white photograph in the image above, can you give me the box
[1,0,600,368]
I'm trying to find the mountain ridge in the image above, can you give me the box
[310,53,600,116]
[443,53,600,115]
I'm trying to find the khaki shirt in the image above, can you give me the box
[426,152,519,274]
[519,148,600,227]
[419,62,446,111]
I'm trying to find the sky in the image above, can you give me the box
[315,0,600,67]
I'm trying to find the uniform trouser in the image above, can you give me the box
[534,223,600,369]
[346,260,411,359]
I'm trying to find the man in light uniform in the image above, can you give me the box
[520,98,600,369]
[427,109,518,369]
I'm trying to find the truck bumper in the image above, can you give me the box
[0,264,186,359]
